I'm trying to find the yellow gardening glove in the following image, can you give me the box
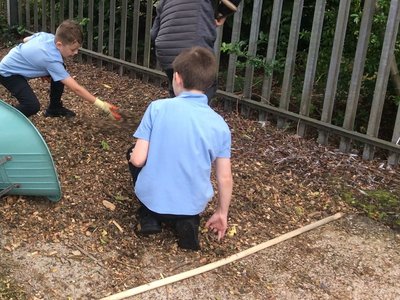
[94,98,121,121]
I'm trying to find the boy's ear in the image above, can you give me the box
[174,72,183,86]
[55,40,63,50]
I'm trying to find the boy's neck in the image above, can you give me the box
[178,89,204,95]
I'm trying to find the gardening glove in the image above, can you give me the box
[94,98,121,121]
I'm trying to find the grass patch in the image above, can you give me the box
[342,189,400,230]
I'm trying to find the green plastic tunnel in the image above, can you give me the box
[0,100,62,201]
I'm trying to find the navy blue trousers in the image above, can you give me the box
[0,74,64,117]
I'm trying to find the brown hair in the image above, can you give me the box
[172,47,217,92]
[55,19,83,45]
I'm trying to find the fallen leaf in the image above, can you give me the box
[103,200,116,211]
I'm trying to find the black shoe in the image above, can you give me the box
[137,207,162,235]
[175,217,200,251]
[44,107,76,117]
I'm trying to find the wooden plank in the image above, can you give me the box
[108,0,116,68]
[50,0,55,32]
[68,0,73,19]
[242,0,263,99]
[100,213,344,300]
[297,0,326,137]
[224,2,243,112]
[78,0,83,20]
[77,0,83,62]
[318,0,351,145]
[97,0,105,68]
[25,0,30,30]
[142,0,153,82]
[87,0,94,63]
[17,0,22,25]
[41,0,46,31]
[363,0,400,160]
[59,0,64,24]
[339,0,375,153]
[261,0,284,104]
[214,25,224,74]
[119,0,128,75]
[6,0,18,26]
[225,2,243,93]
[130,0,140,65]
[33,0,38,31]
[277,0,304,129]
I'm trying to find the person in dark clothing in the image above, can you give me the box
[151,0,241,101]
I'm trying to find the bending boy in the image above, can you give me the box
[0,19,120,120]
[128,47,233,250]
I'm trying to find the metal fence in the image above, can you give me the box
[2,0,400,165]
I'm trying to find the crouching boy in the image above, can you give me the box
[127,46,233,250]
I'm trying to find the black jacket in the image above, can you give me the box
[151,0,217,70]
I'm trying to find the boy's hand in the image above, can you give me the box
[205,212,228,241]
[94,98,122,121]
[40,76,51,83]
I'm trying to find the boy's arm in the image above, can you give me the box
[61,76,121,120]
[129,139,149,167]
[205,157,233,241]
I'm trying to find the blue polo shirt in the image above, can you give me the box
[133,92,231,215]
[0,32,69,81]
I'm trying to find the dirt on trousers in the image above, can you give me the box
[0,47,400,299]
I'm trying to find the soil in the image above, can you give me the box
[0,47,400,300]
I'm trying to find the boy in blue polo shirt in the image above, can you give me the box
[0,19,120,120]
[127,46,233,250]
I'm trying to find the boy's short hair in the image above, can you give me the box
[55,19,83,45]
[172,47,217,92]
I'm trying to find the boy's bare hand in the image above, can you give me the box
[40,76,51,83]
[205,212,228,241]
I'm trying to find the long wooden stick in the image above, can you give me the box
[101,212,344,300]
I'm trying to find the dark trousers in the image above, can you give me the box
[0,74,64,117]
[165,68,217,104]
[126,146,199,223]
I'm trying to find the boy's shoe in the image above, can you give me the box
[175,217,200,251]
[137,207,162,235]
[44,107,76,117]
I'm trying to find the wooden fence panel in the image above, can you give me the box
[142,0,153,82]
[261,0,283,105]
[118,0,128,75]
[86,0,94,64]
[318,0,351,145]
[108,0,116,59]
[242,0,263,99]
[130,0,140,66]
[97,0,104,68]
[297,0,326,137]
[224,1,243,111]
[41,0,46,31]
[339,0,375,153]
[363,0,400,160]
[278,0,304,129]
